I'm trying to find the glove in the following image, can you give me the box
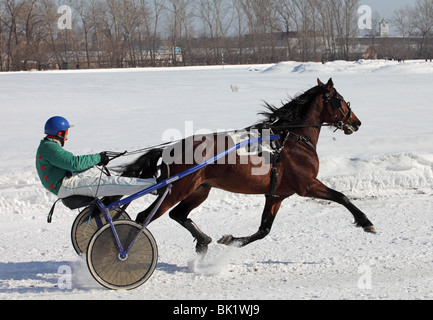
[98,152,110,166]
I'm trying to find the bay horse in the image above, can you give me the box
[120,78,376,257]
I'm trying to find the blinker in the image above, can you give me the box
[330,97,342,110]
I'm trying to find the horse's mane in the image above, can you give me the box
[257,85,325,127]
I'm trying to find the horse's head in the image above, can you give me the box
[318,78,361,135]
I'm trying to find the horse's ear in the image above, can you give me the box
[326,78,334,89]
[317,78,324,86]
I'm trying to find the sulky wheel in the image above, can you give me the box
[71,206,130,256]
[86,220,158,290]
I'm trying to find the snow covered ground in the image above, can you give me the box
[0,59,432,301]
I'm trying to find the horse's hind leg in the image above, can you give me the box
[169,184,213,257]
[218,195,287,248]
[135,194,174,224]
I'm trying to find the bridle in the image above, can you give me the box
[325,89,354,132]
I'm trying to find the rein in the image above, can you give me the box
[98,140,180,166]
[264,122,335,130]
[116,141,177,157]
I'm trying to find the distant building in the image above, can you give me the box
[379,19,390,37]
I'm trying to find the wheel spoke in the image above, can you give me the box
[86,221,158,290]
[71,207,130,255]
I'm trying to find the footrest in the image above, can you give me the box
[62,196,96,210]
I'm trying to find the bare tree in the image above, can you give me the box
[230,0,248,63]
[196,0,234,64]
[340,0,359,60]
[292,0,314,61]
[66,0,91,68]
[274,0,295,60]
[141,0,165,66]
[39,0,63,69]
[412,0,433,58]
[393,6,416,40]
[165,0,193,66]
[253,0,280,61]
[2,0,21,70]
[0,0,49,70]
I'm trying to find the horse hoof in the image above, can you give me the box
[218,235,244,247]
[218,235,233,245]
[196,243,209,259]
[364,226,377,234]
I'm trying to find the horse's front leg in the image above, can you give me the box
[304,179,376,234]
[218,195,287,247]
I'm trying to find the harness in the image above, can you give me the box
[264,129,316,197]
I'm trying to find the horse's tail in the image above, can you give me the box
[120,148,163,179]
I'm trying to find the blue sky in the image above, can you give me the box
[361,0,413,18]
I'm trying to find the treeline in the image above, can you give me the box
[1,0,433,71]
[390,0,433,60]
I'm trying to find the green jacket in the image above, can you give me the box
[36,139,101,195]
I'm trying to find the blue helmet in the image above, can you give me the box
[44,116,70,136]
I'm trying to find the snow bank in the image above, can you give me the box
[262,59,433,74]
[320,153,433,194]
